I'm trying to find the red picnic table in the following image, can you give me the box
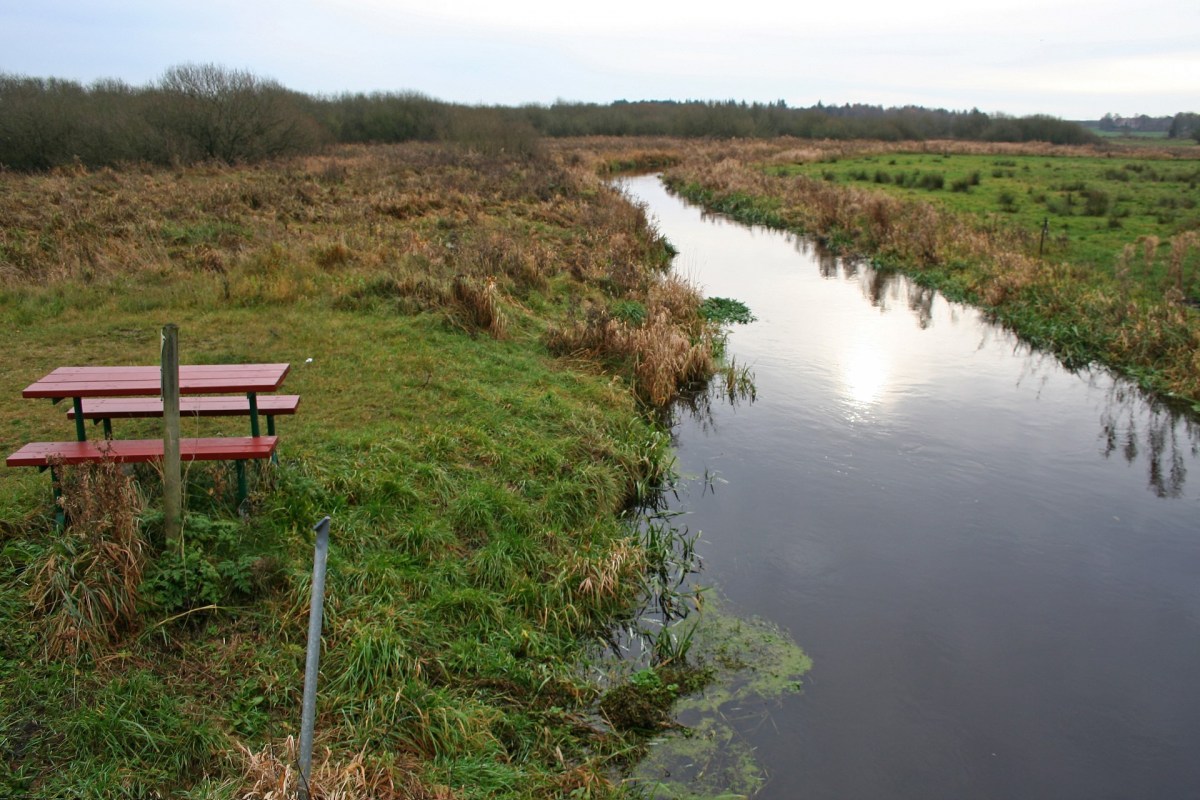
[9,362,296,513]
[22,363,292,441]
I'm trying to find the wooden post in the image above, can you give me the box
[162,324,182,546]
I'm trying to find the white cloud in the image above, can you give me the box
[1,0,1197,116]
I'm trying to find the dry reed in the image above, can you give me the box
[28,456,145,659]
[233,736,453,800]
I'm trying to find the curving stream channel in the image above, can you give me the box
[618,174,1200,799]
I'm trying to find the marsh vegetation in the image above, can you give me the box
[0,142,742,798]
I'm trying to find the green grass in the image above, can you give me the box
[770,152,1200,281]
[0,305,660,797]
[0,144,736,798]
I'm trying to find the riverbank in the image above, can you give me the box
[0,144,722,797]
[636,138,1200,405]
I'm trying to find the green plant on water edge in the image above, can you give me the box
[698,297,756,326]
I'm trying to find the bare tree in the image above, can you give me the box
[155,63,320,163]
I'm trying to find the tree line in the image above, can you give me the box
[3,63,1186,171]
[1097,112,1200,140]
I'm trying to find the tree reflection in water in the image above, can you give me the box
[1101,384,1197,498]
[799,237,1200,498]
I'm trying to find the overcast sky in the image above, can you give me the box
[2,0,1197,119]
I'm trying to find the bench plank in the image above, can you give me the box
[23,364,290,398]
[7,436,278,467]
[67,395,300,420]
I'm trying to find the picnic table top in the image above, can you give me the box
[22,363,291,399]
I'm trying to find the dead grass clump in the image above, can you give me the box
[647,273,704,328]
[234,736,453,800]
[1168,232,1198,299]
[976,251,1042,307]
[549,308,712,406]
[452,274,507,338]
[628,312,714,406]
[562,539,645,603]
[28,457,145,659]
[456,231,549,292]
[314,241,355,270]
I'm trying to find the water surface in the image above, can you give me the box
[620,174,1200,799]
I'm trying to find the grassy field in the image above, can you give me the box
[769,151,1200,285]
[0,143,749,798]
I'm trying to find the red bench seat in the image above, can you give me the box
[66,395,300,420]
[6,436,278,467]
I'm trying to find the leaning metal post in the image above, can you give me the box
[298,515,331,800]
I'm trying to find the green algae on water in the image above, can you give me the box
[623,600,811,799]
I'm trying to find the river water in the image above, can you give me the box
[618,174,1200,799]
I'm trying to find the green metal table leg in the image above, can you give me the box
[72,397,87,442]
[247,392,261,437]
[266,414,279,465]
[102,418,113,439]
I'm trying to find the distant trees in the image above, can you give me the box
[0,75,162,169]
[518,100,1100,144]
[153,64,322,163]
[319,91,448,143]
[4,64,1166,172]
[1168,112,1200,142]
[0,65,320,169]
[1098,112,1197,138]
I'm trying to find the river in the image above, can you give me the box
[618,174,1200,799]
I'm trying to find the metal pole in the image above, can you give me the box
[298,515,331,800]
[161,324,182,547]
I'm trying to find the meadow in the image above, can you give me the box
[770,151,1200,284]
[0,142,726,798]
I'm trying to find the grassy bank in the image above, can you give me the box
[652,138,1200,404]
[0,144,726,797]
[770,151,1200,284]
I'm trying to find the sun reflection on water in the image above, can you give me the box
[841,342,890,409]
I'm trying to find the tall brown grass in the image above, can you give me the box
[28,457,145,659]
[547,304,714,407]
[232,736,454,799]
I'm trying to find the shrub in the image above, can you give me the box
[1083,189,1110,217]
[918,173,945,190]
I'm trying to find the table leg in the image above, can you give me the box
[72,397,86,442]
[247,392,261,437]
